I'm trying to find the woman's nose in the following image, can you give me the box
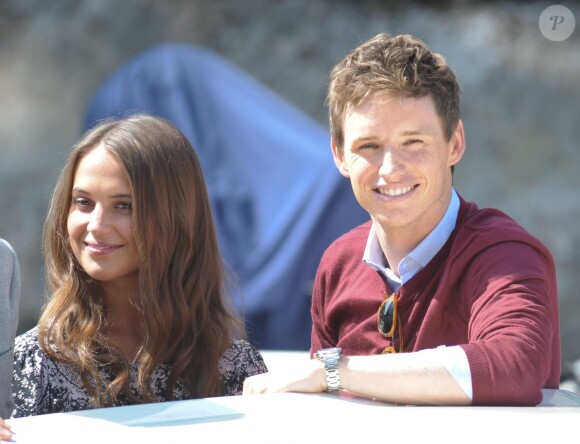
[86,205,110,232]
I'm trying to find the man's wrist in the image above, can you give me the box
[314,347,343,391]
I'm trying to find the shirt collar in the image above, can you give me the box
[363,188,460,286]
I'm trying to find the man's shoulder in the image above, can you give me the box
[461,199,534,236]
[0,238,14,257]
[456,197,552,256]
[318,220,372,269]
[327,220,372,249]
[0,238,18,278]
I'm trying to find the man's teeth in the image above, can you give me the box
[378,185,414,197]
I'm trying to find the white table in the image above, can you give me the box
[7,388,580,444]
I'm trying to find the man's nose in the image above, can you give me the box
[378,149,405,177]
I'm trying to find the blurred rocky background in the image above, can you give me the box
[1,0,579,377]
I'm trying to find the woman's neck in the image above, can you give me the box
[101,280,144,362]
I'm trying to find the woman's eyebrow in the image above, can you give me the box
[71,188,132,199]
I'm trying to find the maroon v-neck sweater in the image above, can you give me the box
[311,195,560,406]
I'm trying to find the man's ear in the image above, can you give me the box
[448,119,466,167]
[331,137,350,178]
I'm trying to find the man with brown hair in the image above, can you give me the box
[244,33,560,405]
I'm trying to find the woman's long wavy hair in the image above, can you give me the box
[38,114,244,407]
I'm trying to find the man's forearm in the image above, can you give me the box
[339,353,471,406]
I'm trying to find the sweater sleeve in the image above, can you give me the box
[310,248,336,355]
[459,241,559,406]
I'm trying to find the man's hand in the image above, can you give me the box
[243,359,327,394]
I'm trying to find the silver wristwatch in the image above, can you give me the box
[314,347,343,391]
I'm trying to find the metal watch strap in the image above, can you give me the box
[314,347,343,392]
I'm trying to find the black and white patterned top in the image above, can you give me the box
[12,327,268,417]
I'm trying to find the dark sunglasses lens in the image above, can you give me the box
[379,299,395,335]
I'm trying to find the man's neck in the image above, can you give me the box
[375,227,420,278]
[373,191,454,276]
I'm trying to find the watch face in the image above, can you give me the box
[316,347,342,359]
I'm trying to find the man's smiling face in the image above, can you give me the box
[332,93,465,242]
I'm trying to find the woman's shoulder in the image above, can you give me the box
[14,326,42,358]
[13,326,47,387]
[12,326,92,417]
[13,326,59,390]
[12,327,48,417]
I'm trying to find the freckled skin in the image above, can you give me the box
[331,93,465,250]
[67,146,140,291]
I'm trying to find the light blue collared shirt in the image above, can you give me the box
[362,188,472,399]
[363,188,460,289]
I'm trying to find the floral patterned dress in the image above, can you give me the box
[12,327,268,417]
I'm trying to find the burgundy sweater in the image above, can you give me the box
[311,196,560,406]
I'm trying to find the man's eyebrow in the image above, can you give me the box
[400,129,435,137]
[351,136,376,143]
[349,130,435,145]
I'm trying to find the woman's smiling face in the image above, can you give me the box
[67,145,140,288]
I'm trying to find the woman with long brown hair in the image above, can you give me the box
[9,114,267,418]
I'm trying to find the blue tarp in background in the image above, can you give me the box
[84,43,368,350]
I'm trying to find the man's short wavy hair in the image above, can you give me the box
[327,33,461,151]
